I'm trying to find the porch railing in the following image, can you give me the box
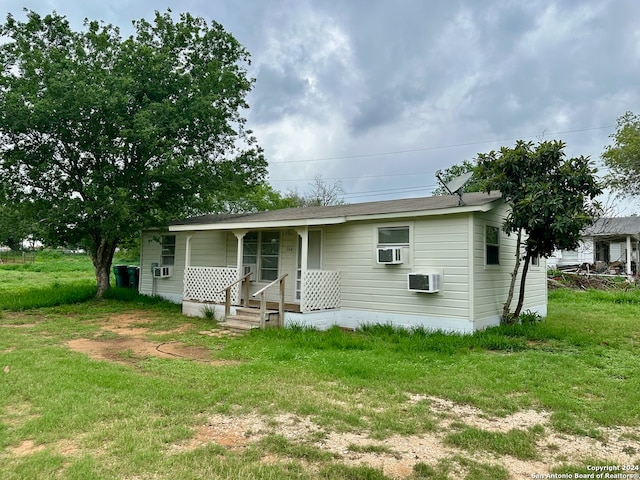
[184,266,341,316]
[184,266,239,303]
[302,270,340,312]
[221,271,253,319]
[253,273,288,328]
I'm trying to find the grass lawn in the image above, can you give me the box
[0,255,639,479]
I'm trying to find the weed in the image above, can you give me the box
[256,434,334,462]
[318,463,391,480]
[444,426,541,460]
[347,443,396,455]
[519,309,543,324]
[202,305,218,324]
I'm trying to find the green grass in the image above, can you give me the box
[1,257,640,478]
[0,251,140,310]
[444,425,542,460]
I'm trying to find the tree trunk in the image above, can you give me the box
[91,238,119,298]
[513,251,532,319]
[502,228,522,324]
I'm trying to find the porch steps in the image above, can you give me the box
[220,307,279,331]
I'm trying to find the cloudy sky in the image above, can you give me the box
[1,0,639,208]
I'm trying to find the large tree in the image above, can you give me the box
[476,140,601,323]
[0,10,268,296]
[602,111,640,197]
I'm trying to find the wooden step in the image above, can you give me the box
[220,308,280,331]
[219,318,260,331]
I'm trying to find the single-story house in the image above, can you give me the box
[548,217,640,275]
[138,191,547,333]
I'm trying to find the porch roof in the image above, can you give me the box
[169,191,502,231]
[583,217,640,238]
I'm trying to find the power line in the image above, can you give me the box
[269,125,616,164]
[342,184,438,198]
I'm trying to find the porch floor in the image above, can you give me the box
[245,299,301,313]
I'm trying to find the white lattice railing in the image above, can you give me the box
[184,267,239,303]
[302,270,340,312]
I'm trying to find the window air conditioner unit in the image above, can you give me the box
[407,272,440,293]
[153,266,173,278]
[377,246,403,264]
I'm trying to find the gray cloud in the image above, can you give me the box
[1,0,639,204]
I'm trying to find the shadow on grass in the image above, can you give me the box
[0,281,98,311]
[0,282,176,312]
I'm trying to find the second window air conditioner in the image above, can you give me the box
[407,272,440,293]
[153,266,173,278]
[377,246,403,264]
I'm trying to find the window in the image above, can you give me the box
[243,231,280,281]
[378,226,410,245]
[486,226,499,265]
[161,235,176,266]
[531,255,539,266]
[260,231,280,281]
[243,231,258,276]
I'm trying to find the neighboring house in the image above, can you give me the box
[138,192,547,333]
[549,217,640,275]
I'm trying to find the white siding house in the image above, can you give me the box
[548,217,640,275]
[139,192,547,333]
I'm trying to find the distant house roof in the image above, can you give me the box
[583,217,640,237]
[169,191,503,231]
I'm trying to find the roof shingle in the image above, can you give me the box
[170,191,502,227]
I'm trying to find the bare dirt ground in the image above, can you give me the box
[65,312,240,365]
[6,312,640,478]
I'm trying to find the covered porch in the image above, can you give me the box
[179,227,340,327]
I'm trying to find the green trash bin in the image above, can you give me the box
[127,266,140,289]
[113,265,129,287]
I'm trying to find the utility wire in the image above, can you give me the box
[269,125,615,164]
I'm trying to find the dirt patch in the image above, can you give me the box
[169,403,640,479]
[5,438,81,459]
[6,439,47,457]
[65,312,238,365]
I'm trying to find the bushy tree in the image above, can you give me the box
[0,10,267,296]
[602,111,640,197]
[477,140,601,322]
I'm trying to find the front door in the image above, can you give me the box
[296,230,322,302]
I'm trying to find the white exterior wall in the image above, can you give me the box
[472,205,547,329]
[322,214,473,330]
[547,240,594,268]
[190,231,228,266]
[139,230,186,303]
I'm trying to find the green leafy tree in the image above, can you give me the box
[477,140,601,323]
[432,160,483,195]
[224,184,301,213]
[602,111,640,196]
[0,10,267,296]
[0,204,33,250]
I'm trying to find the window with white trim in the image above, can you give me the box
[161,235,176,266]
[378,226,410,245]
[485,226,500,265]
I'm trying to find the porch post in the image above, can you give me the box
[627,235,632,276]
[183,233,194,302]
[185,233,194,268]
[233,230,248,280]
[296,227,309,313]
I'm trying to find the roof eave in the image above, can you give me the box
[168,199,501,232]
[169,216,348,231]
